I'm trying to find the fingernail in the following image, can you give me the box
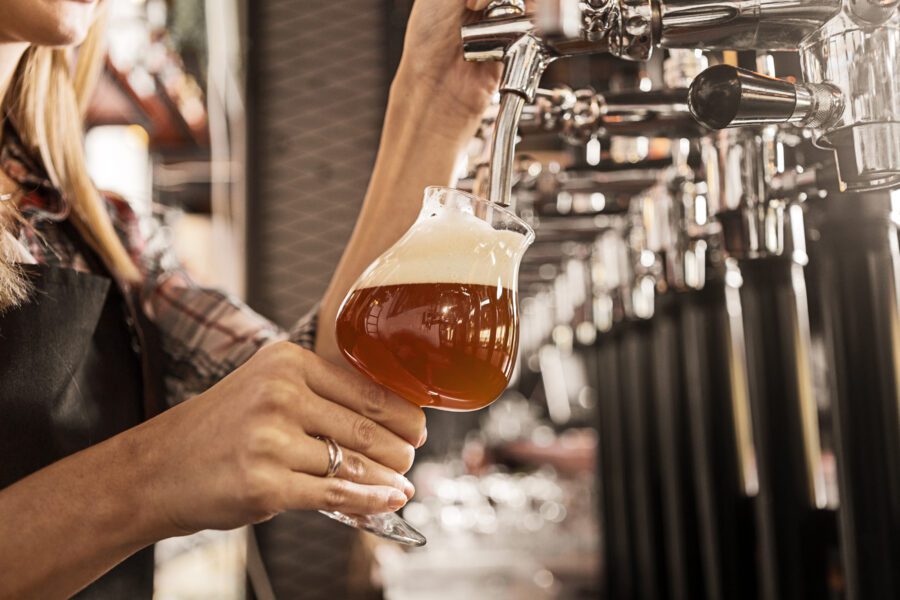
[388,490,408,511]
[399,476,416,499]
[417,428,428,448]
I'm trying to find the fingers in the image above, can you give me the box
[301,396,416,474]
[289,434,416,499]
[303,355,426,447]
[283,473,409,515]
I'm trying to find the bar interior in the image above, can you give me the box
[14,1,900,598]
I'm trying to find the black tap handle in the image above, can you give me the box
[688,64,844,131]
[688,64,801,129]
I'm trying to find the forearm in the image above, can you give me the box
[0,429,171,599]
[315,69,482,363]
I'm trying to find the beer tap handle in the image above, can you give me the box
[687,64,844,131]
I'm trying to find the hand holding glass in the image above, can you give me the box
[325,187,534,544]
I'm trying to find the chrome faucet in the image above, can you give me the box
[538,0,842,55]
[463,1,549,207]
[685,3,900,190]
[465,0,898,201]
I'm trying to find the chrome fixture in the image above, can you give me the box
[688,65,844,131]
[536,0,842,58]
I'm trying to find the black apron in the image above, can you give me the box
[0,222,164,598]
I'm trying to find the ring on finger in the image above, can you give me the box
[316,435,343,478]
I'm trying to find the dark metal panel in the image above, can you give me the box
[808,191,900,600]
[247,0,389,326]
[245,2,391,597]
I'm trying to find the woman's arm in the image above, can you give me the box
[0,343,425,599]
[136,1,500,390]
[315,0,501,364]
[0,425,167,599]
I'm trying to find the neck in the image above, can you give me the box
[0,43,28,110]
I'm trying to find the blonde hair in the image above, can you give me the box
[0,14,141,309]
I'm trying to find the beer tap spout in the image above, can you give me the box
[470,3,552,207]
[487,92,529,207]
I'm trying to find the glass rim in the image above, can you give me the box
[424,185,536,245]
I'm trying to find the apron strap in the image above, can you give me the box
[58,218,167,418]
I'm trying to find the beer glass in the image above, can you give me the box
[326,186,534,545]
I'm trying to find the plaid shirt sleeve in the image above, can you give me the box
[0,123,317,407]
[132,204,319,406]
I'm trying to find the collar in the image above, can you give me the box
[1,117,70,223]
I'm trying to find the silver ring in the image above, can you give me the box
[316,436,343,478]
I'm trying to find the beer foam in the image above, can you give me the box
[371,206,530,288]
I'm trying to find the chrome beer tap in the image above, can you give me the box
[648,50,766,600]
[463,0,553,207]
[461,0,693,206]
[537,0,842,55]
[686,3,900,191]
[464,0,886,205]
[507,84,702,141]
[513,0,856,65]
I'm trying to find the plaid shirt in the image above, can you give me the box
[1,124,317,406]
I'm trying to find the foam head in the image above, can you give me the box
[362,203,530,289]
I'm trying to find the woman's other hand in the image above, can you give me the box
[134,341,427,536]
[395,0,507,128]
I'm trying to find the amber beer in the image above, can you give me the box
[335,187,531,411]
[336,282,518,411]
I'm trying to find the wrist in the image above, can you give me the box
[112,422,188,544]
[389,66,483,144]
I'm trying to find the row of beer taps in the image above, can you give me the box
[458,1,899,599]
[467,0,899,201]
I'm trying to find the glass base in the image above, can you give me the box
[319,510,427,547]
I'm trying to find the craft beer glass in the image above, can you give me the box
[325,186,534,544]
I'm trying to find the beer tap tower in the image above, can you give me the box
[627,54,712,600]
[462,0,858,207]
[700,108,834,600]
[501,75,732,600]
[617,52,763,600]
[462,1,900,598]
[686,5,900,596]
[475,55,761,600]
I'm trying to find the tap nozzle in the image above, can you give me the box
[688,64,844,131]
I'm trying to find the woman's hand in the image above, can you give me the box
[396,0,504,125]
[0,343,425,598]
[135,341,427,535]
